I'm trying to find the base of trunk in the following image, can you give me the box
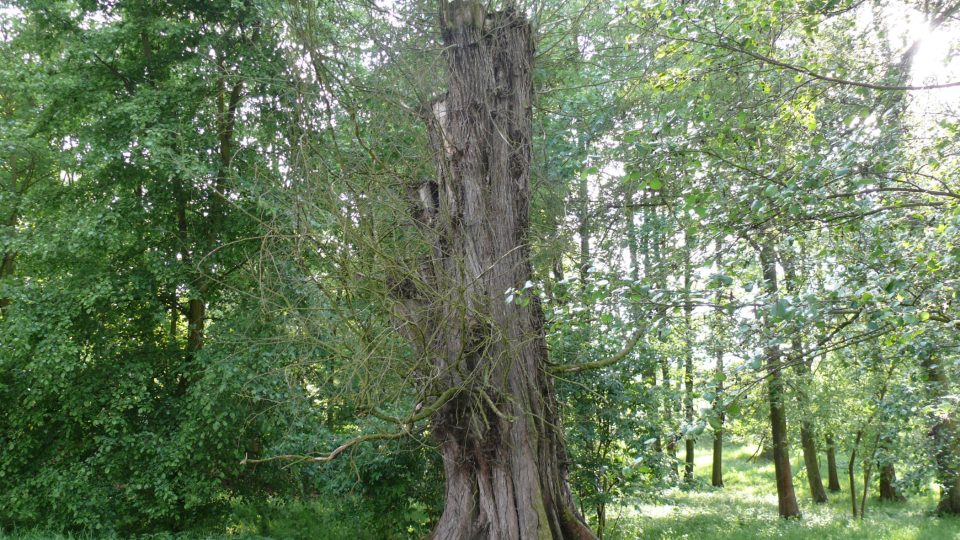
[936,475,960,515]
[878,463,906,502]
[430,438,596,539]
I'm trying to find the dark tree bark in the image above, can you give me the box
[849,430,862,518]
[878,462,905,502]
[407,4,595,537]
[781,253,827,504]
[758,240,801,518]
[577,151,590,284]
[710,248,725,488]
[0,250,13,314]
[825,434,842,492]
[711,336,724,488]
[799,419,828,503]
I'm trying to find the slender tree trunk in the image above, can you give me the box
[710,271,724,488]
[782,253,827,503]
[758,240,800,518]
[826,434,842,492]
[711,359,724,488]
[800,423,828,503]
[683,232,694,483]
[628,185,660,451]
[187,298,205,353]
[652,207,675,471]
[410,5,595,537]
[792,344,828,503]
[849,430,862,518]
[577,158,590,284]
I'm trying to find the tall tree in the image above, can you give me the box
[758,239,801,518]
[401,2,595,537]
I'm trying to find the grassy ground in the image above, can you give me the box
[3,444,958,539]
[603,443,960,540]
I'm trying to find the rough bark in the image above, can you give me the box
[1,179,29,315]
[758,240,800,518]
[825,434,842,492]
[410,4,595,537]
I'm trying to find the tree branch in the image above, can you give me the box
[548,329,643,374]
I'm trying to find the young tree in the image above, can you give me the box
[757,239,801,518]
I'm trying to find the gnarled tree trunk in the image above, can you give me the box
[412,4,595,537]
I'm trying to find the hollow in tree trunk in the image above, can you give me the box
[410,4,596,537]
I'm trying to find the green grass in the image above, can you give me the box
[603,443,960,539]
[3,445,958,539]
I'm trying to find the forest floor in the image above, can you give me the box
[603,443,960,539]
[2,443,958,539]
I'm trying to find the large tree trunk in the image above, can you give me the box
[758,240,800,518]
[416,4,595,538]
[825,434,842,492]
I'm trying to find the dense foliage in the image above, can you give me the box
[1,0,958,537]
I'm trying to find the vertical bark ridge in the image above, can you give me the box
[416,3,595,538]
